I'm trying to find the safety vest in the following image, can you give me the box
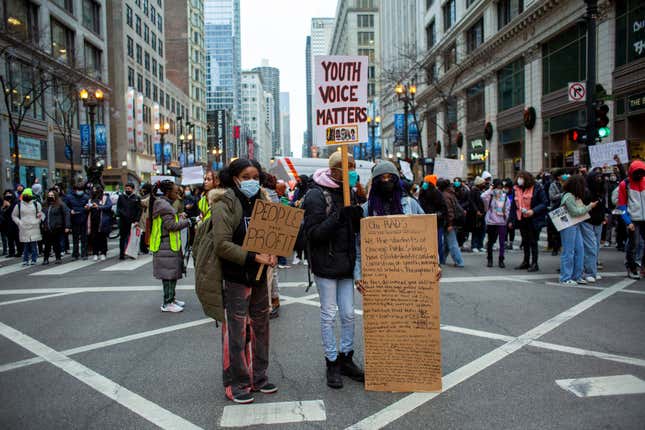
[198,196,211,221]
[149,215,181,252]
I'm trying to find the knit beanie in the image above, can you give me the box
[424,175,437,186]
[474,176,485,186]
[371,161,400,179]
[328,150,354,168]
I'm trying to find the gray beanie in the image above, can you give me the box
[372,161,400,179]
[31,183,42,196]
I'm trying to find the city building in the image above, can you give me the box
[241,71,271,167]
[165,0,208,165]
[410,0,644,178]
[280,92,291,156]
[0,0,110,190]
[304,35,312,157]
[252,61,280,157]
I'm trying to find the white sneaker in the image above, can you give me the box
[303,259,308,266]
[173,299,185,307]
[596,274,602,280]
[576,278,588,285]
[472,248,480,254]
[278,264,290,269]
[161,303,183,313]
[560,280,578,286]
[292,257,301,265]
[585,276,596,283]
[93,255,98,261]
[100,254,106,261]
[478,248,485,253]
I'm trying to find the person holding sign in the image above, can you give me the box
[302,151,364,389]
[210,159,278,404]
[558,175,598,285]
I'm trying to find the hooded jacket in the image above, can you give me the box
[151,196,190,280]
[617,160,645,225]
[117,192,142,224]
[11,200,44,242]
[583,170,607,225]
[481,188,511,226]
[43,199,71,232]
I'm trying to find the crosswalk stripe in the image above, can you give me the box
[30,259,97,276]
[101,255,152,271]
[0,262,30,276]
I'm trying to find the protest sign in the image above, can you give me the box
[151,175,175,184]
[399,160,414,181]
[548,206,590,232]
[361,214,442,392]
[243,201,304,258]
[125,223,141,259]
[433,158,464,180]
[588,140,629,169]
[181,166,205,185]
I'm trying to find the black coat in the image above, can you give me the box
[117,193,142,224]
[303,185,359,279]
[64,192,90,225]
[418,185,447,228]
[584,171,607,225]
[43,202,71,232]
[509,183,549,230]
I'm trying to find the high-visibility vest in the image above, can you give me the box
[149,215,181,252]
[198,196,211,221]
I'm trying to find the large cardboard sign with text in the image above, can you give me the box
[243,201,304,258]
[361,214,442,392]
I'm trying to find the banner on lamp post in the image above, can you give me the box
[126,88,135,151]
[135,93,144,153]
[80,124,90,159]
[95,124,107,159]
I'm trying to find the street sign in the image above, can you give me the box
[568,82,586,102]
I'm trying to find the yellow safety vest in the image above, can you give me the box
[198,196,211,221]
[149,215,181,252]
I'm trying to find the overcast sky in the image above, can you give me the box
[240,0,338,158]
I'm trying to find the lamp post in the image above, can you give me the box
[79,87,105,184]
[185,121,195,165]
[155,121,170,175]
[394,82,416,160]
[367,115,381,162]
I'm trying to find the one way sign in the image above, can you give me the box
[568,82,586,102]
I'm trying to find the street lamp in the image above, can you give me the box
[185,121,195,166]
[367,115,381,162]
[394,82,416,160]
[79,87,105,185]
[155,122,170,175]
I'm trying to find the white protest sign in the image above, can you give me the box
[548,206,590,232]
[399,160,414,181]
[313,55,368,147]
[151,175,175,184]
[433,158,464,180]
[588,140,629,169]
[181,166,205,185]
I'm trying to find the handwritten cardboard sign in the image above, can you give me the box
[243,200,304,257]
[434,157,464,180]
[548,205,590,232]
[360,214,442,392]
[588,140,629,169]
[314,55,368,147]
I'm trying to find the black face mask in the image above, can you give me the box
[47,197,55,202]
[4,195,12,202]
[634,170,645,182]
[22,195,32,202]
[375,180,395,196]
[125,190,133,196]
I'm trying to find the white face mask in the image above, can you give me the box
[517,178,525,187]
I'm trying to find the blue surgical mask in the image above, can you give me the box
[454,181,461,188]
[422,182,429,190]
[238,179,260,198]
[349,170,358,187]
[561,174,570,181]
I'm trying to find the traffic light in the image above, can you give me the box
[595,103,610,139]
[568,127,587,143]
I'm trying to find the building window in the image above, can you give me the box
[358,48,375,61]
[144,24,149,43]
[84,42,102,79]
[135,15,141,35]
[467,82,485,122]
[357,31,374,45]
[159,90,164,107]
[466,17,484,53]
[137,73,143,92]
[145,79,151,98]
[158,40,163,57]
[157,14,163,33]
[368,83,375,97]
[166,94,170,109]
[152,58,157,75]
[498,0,523,30]
[144,51,150,71]
[616,0,645,67]
[128,67,135,87]
[7,59,44,119]
[150,6,156,24]
[426,62,436,84]
[498,58,524,111]
[50,19,74,65]
[443,0,456,31]
[357,0,374,7]
[159,65,164,81]
[542,24,586,94]
[153,84,157,102]
[143,0,148,15]
[82,0,100,34]
[426,20,436,49]
[52,0,73,13]
[151,32,156,50]
[126,5,133,27]
[127,36,134,57]
[136,44,142,64]
[426,0,434,10]
[7,0,40,44]
[443,43,457,72]
[357,14,374,28]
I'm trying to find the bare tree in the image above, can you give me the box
[44,78,80,184]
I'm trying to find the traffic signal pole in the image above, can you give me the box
[584,0,597,163]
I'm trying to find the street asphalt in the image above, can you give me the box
[0,239,644,429]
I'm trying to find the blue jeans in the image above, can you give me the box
[580,222,601,277]
[315,276,355,361]
[22,241,38,263]
[559,224,583,282]
[438,227,445,264]
[444,228,464,267]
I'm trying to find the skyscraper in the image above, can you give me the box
[280,92,291,157]
[304,35,312,157]
[241,71,271,167]
[252,62,280,157]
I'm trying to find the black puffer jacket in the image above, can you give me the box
[584,171,606,225]
[303,184,359,279]
[418,185,447,228]
[43,201,71,232]
[117,192,142,224]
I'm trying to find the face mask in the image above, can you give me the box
[422,182,429,190]
[75,190,84,196]
[348,171,358,187]
[125,190,133,196]
[609,176,616,182]
[238,179,260,198]
[454,181,461,188]
[47,196,55,202]
[185,190,192,196]
[517,178,525,187]
[634,170,645,182]
[4,195,12,201]
[561,174,570,181]
[376,180,395,196]
[22,195,32,202]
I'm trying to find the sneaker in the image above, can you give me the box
[93,255,98,261]
[472,248,480,254]
[596,274,602,280]
[292,257,301,265]
[22,262,29,267]
[585,276,596,283]
[100,254,106,261]
[627,269,641,280]
[277,264,290,269]
[253,383,278,394]
[173,299,185,307]
[160,303,184,313]
[478,248,485,253]
[54,259,62,265]
[30,261,37,266]
[560,280,578,286]
[269,308,280,319]
[232,393,254,404]
[42,260,49,266]
[303,259,308,266]
[576,278,588,285]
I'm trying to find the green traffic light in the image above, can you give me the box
[598,127,610,138]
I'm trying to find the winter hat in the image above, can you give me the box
[371,161,400,179]
[474,176,485,186]
[481,171,492,181]
[31,183,42,196]
[328,150,354,168]
[424,175,437,186]
[22,188,33,197]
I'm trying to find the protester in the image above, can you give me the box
[481,178,511,268]
[548,169,567,256]
[502,178,515,250]
[453,177,470,248]
[509,171,548,272]
[580,170,606,282]
[41,190,71,265]
[303,151,364,390]
[209,158,278,404]
[150,180,191,312]
[418,174,447,263]
[117,182,142,260]
[198,169,218,221]
[468,176,487,253]
[11,188,43,266]
[559,175,597,285]
[87,186,113,261]
[65,182,89,260]
[2,190,20,257]
[437,179,465,268]
[617,160,645,279]
[139,183,152,254]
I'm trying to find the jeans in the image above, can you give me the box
[443,228,464,267]
[437,227,445,264]
[580,222,602,277]
[315,276,355,361]
[71,223,87,258]
[559,224,583,282]
[626,221,645,271]
[486,225,507,259]
[22,241,38,263]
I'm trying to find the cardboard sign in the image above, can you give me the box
[548,206,590,232]
[313,55,368,147]
[361,214,442,392]
[433,157,464,180]
[588,140,629,169]
[243,201,304,257]
[399,160,414,181]
[181,166,205,185]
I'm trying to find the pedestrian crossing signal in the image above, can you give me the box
[568,128,586,143]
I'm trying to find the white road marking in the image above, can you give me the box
[0,292,79,307]
[0,262,30,276]
[345,279,635,430]
[30,259,97,276]
[529,341,645,368]
[220,400,326,427]
[186,259,194,269]
[556,375,645,397]
[101,255,152,271]
[440,272,627,283]
[0,321,203,430]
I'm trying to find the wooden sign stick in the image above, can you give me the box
[256,264,265,281]
[341,145,351,207]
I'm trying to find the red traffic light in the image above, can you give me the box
[568,128,586,143]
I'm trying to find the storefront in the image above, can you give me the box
[467,137,486,177]
[9,134,50,188]
[498,125,524,179]
[542,109,586,168]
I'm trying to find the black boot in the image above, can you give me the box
[515,261,529,270]
[528,263,539,272]
[338,350,365,382]
[325,357,343,389]
[499,257,505,268]
[487,256,493,268]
